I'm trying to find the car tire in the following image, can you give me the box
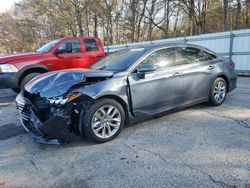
[208,77,227,106]
[79,98,125,143]
[20,73,41,90]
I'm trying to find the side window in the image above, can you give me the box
[139,48,177,69]
[56,39,81,53]
[177,47,208,64]
[84,39,99,52]
[202,50,217,60]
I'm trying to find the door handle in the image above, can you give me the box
[208,65,215,70]
[74,56,83,59]
[47,64,52,66]
[172,72,182,77]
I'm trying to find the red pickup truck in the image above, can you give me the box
[0,37,108,92]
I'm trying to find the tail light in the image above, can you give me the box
[229,59,235,69]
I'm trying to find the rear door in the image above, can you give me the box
[176,46,215,105]
[128,47,184,117]
[82,39,106,68]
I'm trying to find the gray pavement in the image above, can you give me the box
[0,77,249,188]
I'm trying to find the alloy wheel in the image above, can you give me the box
[213,81,226,103]
[91,105,121,139]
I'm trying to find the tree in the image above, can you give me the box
[0,0,247,54]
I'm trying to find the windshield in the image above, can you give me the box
[36,39,60,53]
[90,48,146,72]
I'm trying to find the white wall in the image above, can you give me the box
[104,29,250,71]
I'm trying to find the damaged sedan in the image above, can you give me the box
[15,44,237,144]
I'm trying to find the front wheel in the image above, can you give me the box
[79,98,125,143]
[208,77,227,106]
[20,73,41,90]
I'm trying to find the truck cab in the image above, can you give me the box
[0,37,106,92]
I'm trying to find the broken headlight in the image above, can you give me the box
[48,94,81,105]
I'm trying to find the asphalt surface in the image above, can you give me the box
[0,77,249,188]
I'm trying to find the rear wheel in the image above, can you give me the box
[208,77,227,106]
[20,73,41,90]
[79,98,125,143]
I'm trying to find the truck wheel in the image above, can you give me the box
[20,73,41,90]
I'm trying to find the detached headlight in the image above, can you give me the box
[0,64,19,73]
[48,94,81,105]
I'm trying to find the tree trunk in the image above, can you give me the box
[235,0,241,30]
[147,0,156,40]
[163,0,170,38]
[136,0,147,41]
[173,5,180,37]
[246,0,250,28]
[187,0,195,35]
[93,13,98,37]
[223,0,228,31]
[131,0,136,42]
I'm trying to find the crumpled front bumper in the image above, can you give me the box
[15,94,71,144]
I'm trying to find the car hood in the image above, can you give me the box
[25,68,114,98]
[0,52,43,64]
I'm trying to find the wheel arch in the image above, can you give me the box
[96,95,130,123]
[216,74,229,92]
[17,65,50,86]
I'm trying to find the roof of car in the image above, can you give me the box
[132,43,203,51]
[121,43,217,55]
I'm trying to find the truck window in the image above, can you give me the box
[36,39,60,53]
[84,39,99,52]
[57,39,81,53]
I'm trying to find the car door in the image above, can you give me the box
[176,46,215,105]
[128,47,184,117]
[53,39,85,69]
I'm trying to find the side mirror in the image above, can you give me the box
[137,64,156,79]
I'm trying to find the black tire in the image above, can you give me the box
[20,73,41,90]
[208,77,227,106]
[79,98,125,143]
[11,88,21,93]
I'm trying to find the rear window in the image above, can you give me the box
[202,49,217,60]
[84,39,99,52]
[177,47,208,64]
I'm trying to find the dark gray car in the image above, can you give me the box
[15,44,237,144]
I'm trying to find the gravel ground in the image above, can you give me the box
[0,77,249,188]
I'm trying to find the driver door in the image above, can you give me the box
[128,47,184,117]
[52,39,84,70]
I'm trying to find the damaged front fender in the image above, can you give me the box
[25,68,114,98]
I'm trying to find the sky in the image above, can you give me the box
[0,0,19,13]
